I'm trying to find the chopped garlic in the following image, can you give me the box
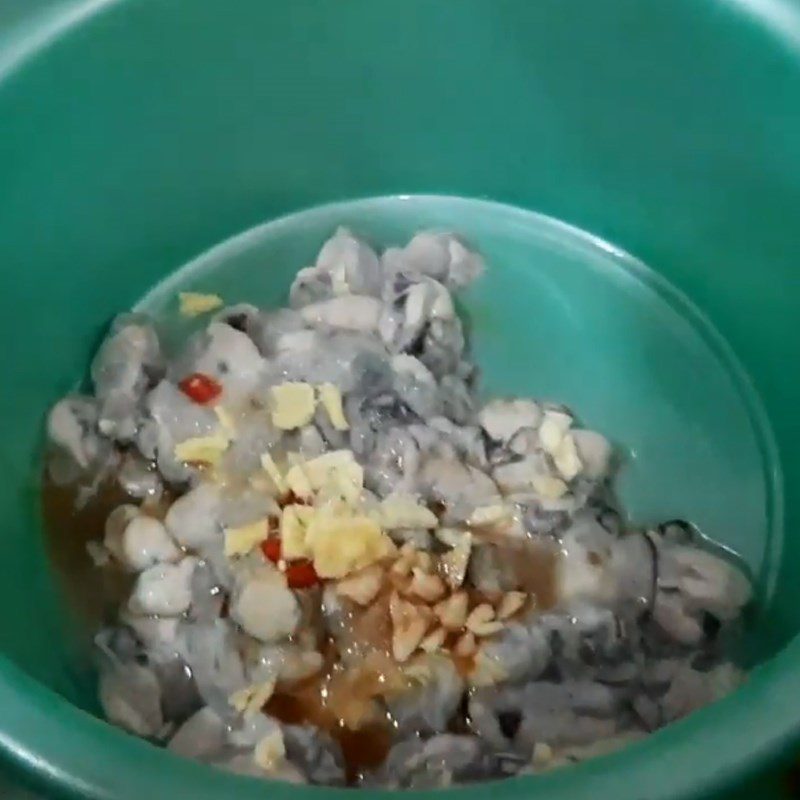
[392,612,428,662]
[229,679,276,716]
[406,567,446,602]
[391,545,417,577]
[270,382,316,430]
[260,452,287,493]
[254,729,286,772]
[434,591,469,630]
[224,517,269,558]
[553,433,582,480]
[467,504,513,529]
[379,493,438,530]
[414,550,434,573]
[286,450,363,505]
[472,621,505,638]
[440,532,472,589]
[284,455,313,499]
[469,650,510,687]
[496,591,527,620]
[538,410,573,453]
[306,511,395,578]
[280,504,314,560]
[532,473,568,500]
[178,291,224,317]
[466,603,502,637]
[419,627,446,653]
[336,564,384,605]
[532,742,554,768]
[317,383,349,431]
[214,405,237,436]
[173,431,230,466]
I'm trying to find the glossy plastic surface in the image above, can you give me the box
[0,1,799,798]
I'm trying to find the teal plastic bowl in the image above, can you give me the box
[1,2,800,798]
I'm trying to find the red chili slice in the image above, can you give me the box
[260,533,318,588]
[261,537,281,564]
[285,559,319,589]
[178,372,222,404]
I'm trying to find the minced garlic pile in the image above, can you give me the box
[203,387,536,670]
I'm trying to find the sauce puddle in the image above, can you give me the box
[43,471,561,785]
[266,649,396,784]
[41,476,132,638]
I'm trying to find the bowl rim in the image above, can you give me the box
[0,193,795,800]
[2,0,799,792]
[2,631,800,800]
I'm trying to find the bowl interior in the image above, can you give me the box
[26,193,787,768]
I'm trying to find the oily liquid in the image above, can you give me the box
[502,539,559,609]
[42,471,394,783]
[266,650,396,783]
[267,595,399,784]
[41,476,132,642]
[266,542,559,785]
[43,471,560,784]
[266,677,393,785]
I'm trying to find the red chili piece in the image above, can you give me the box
[260,531,319,588]
[261,537,281,564]
[178,372,222,404]
[285,559,319,589]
